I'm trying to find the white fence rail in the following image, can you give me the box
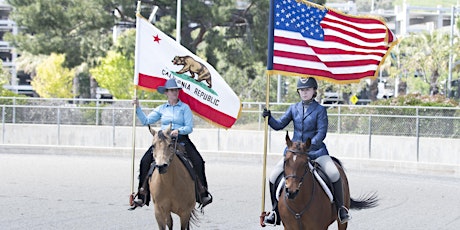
[1,97,459,166]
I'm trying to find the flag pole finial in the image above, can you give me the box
[136,1,141,14]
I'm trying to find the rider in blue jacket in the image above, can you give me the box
[262,77,351,225]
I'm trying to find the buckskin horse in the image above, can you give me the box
[279,132,377,230]
[148,126,197,230]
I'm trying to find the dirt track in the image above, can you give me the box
[1,153,459,229]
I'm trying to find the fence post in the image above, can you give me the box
[368,115,372,158]
[337,106,341,133]
[112,107,116,147]
[2,105,4,144]
[57,106,61,145]
[12,97,16,123]
[416,107,420,162]
[96,99,100,126]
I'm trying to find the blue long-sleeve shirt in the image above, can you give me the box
[135,100,193,135]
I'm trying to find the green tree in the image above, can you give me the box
[5,0,117,68]
[90,51,133,99]
[397,32,451,95]
[0,60,16,96]
[14,51,47,81]
[32,53,75,98]
[5,0,144,98]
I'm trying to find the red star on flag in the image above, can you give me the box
[153,35,161,43]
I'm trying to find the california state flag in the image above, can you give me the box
[134,15,241,129]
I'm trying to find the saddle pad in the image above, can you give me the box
[275,163,333,203]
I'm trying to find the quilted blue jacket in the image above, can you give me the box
[267,100,329,159]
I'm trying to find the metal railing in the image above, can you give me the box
[1,97,460,138]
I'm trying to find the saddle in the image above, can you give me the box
[146,151,196,181]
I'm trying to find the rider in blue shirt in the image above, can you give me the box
[131,78,212,209]
[262,77,351,225]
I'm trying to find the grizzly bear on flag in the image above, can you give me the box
[172,55,212,88]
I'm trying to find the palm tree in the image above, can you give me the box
[397,31,451,95]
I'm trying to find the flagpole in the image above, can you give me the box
[129,0,142,206]
[176,0,181,43]
[260,0,275,226]
[259,74,270,226]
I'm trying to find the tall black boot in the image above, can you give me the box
[264,182,281,225]
[132,146,154,208]
[190,154,212,208]
[333,179,351,224]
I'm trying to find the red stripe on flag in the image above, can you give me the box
[273,50,322,62]
[274,36,307,46]
[322,27,386,44]
[137,73,166,90]
[179,94,237,128]
[323,12,389,35]
[272,63,375,80]
[327,11,390,29]
[312,46,387,56]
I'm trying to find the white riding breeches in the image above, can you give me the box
[315,155,340,182]
[269,155,340,184]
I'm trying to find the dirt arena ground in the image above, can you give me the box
[1,153,459,229]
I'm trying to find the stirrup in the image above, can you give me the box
[199,193,213,209]
[263,211,278,226]
[338,206,351,224]
[128,190,145,211]
[128,198,145,211]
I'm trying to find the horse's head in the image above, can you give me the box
[149,125,175,174]
[283,131,312,199]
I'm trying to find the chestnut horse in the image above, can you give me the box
[279,132,377,230]
[148,126,197,230]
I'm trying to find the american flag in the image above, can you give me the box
[267,0,398,83]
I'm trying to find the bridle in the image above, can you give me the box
[283,147,316,230]
[283,148,313,197]
[153,130,181,174]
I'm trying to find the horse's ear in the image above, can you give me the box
[149,125,156,136]
[285,131,292,147]
[164,124,172,137]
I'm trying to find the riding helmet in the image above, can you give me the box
[297,77,318,90]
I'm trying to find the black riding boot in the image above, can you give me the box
[333,179,351,224]
[264,182,281,225]
[197,165,213,208]
[183,139,213,208]
[132,146,155,208]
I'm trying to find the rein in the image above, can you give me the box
[283,149,316,230]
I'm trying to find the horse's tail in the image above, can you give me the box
[189,208,200,228]
[350,192,378,210]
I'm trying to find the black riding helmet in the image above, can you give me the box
[297,77,318,90]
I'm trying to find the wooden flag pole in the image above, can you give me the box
[129,1,142,207]
[259,74,271,226]
[129,88,138,206]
